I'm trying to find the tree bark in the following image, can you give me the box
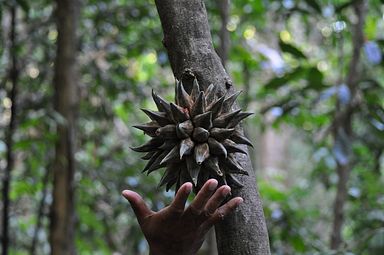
[49,0,79,254]
[216,0,230,67]
[1,4,18,255]
[330,0,367,250]
[154,1,270,254]
[206,2,231,253]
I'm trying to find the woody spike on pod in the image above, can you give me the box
[132,77,253,193]
[141,109,170,126]
[213,109,241,128]
[155,124,177,138]
[133,122,160,137]
[190,91,205,117]
[205,84,216,104]
[195,143,210,165]
[193,111,212,130]
[230,129,254,148]
[190,78,200,101]
[161,146,180,165]
[152,90,171,114]
[207,94,225,119]
[180,138,194,159]
[222,91,241,112]
[208,137,228,158]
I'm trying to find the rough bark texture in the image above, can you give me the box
[49,0,79,254]
[330,0,367,250]
[154,1,270,254]
[1,5,18,255]
[216,0,230,67]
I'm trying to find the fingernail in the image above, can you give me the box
[122,190,131,201]
[222,186,231,196]
[237,198,244,205]
[208,180,218,191]
[185,183,192,194]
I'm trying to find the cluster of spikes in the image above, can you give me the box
[131,78,253,193]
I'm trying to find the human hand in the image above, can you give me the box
[122,179,243,255]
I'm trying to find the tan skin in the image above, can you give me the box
[122,179,243,255]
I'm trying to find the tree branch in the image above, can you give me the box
[330,0,367,249]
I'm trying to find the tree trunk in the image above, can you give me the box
[49,0,79,254]
[1,4,18,255]
[330,162,351,249]
[31,163,51,255]
[216,0,230,67]
[154,1,270,254]
[205,1,231,253]
[330,0,367,250]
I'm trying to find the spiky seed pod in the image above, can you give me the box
[190,91,205,117]
[141,109,171,126]
[141,151,156,160]
[193,112,212,130]
[155,124,177,138]
[193,127,210,143]
[208,137,227,158]
[132,78,253,192]
[161,146,180,165]
[210,127,235,141]
[177,120,193,136]
[195,143,210,164]
[180,138,194,159]
[230,129,254,148]
[133,122,160,137]
[222,91,241,113]
[205,84,216,103]
[213,109,241,128]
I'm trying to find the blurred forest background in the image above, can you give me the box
[0,0,383,254]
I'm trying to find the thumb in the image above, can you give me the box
[122,190,152,223]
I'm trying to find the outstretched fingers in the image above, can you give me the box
[186,179,218,216]
[200,197,243,233]
[204,185,231,216]
[122,190,152,224]
[169,182,193,214]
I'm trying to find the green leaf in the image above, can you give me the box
[14,139,33,150]
[291,235,306,252]
[306,67,325,90]
[365,15,378,40]
[259,181,287,202]
[279,40,307,59]
[113,102,131,122]
[251,1,265,14]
